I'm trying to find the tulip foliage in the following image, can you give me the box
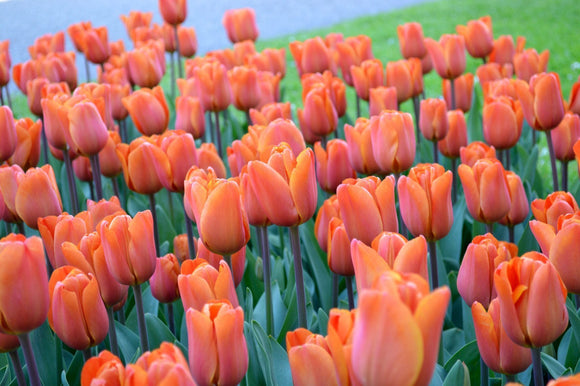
[1,1,580,386]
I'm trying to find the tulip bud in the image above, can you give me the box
[456,16,494,59]
[0,106,17,163]
[425,34,466,79]
[81,350,125,385]
[438,110,468,159]
[222,8,259,43]
[150,253,180,303]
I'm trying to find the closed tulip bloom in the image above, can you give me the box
[98,131,123,178]
[127,40,165,88]
[73,156,93,182]
[28,32,65,58]
[313,195,340,253]
[249,102,292,125]
[256,118,306,161]
[99,210,157,286]
[458,158,511,224]
[0,106,17,163]
[158,131,197,193]
[67,101,109,156]
[27,77,49,116]
[222,8,259,43]
[197,143,227,178]
[177,26,198,58]
[398,163,453,241]
[482,96,523,150]
[8,117,42,170]
[126,342,195,386]
[175,96,206,140]
[228,65,260,112]
[327,217,353,276]
[159,0,187,25]
[298,85,338,138]
[369,86,398,116]
[438,110,467,159]
[472,299,532,375]
[41,93,72,151]
[456,16,494,59]
[443,73,474,112]
[531,191,579,230]
[337,175,398,245]
[0,331,19,353]
[552,112,580,162]
[192,61,232,112]
[336,35,373,86]
[86,196,126,232]
[81,350,125,386]
[123,86,169,136]
[351,271,450,386]
[15,165,63,229]
[350,58,384,101]
[0,41,10,87]
[514,49,549,83]
[196,240,246,287]
[476,62,513,84]
[459,141,497,167]
[370,110,416,175]
[67,21,92,53]
[314,139,357,193]
[0,234,49,335]
[371,232,429,282]
[290,37,335,77]
[419,98,449,141]
[386,58,423,104]
[48,266,109,350]
[0,164,23,223]
[150,253,180,303]
[483,78,519,100]
[38,212,88,268]
[457,233,517,308]
[425,34,466,79]
[515,72,565,131]
[12,59,42,95]
[82,26,110,64]
[173,234,190,262]
[494,252,568,347]
[397,22,427,59]
[569,77,580,115]
[498,171,529,227]
[344,117,380,175]
[489,35,524,66]
[246,48,286,78]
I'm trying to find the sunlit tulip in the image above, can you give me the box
[0,165,23,223]
[8,117,42,170]
[126,342,195,385]
[494,252,568,347]
[443,73,474,112]
[419,98,449,142]
[157,131,197,193]
[159,0,187,25]
[425,34,466,80]
[514,48,549,83]
[314,139,357,193]
[371,232,429,281]
[397,22,427,59]
[15,165,63,229]
[482,96,523,150]
[67,21,92,53]
[300,71,346,118]
[438,110,467,159]
[81,350,125,386]
[150,253,180,304]
[12,59,42,95]
[385,58,423,104]
[126,40,165,88]
[26,77,49,117]
[123,86,169,136]
[456,16,493,59]
[222,8,259,43]
[482,78,519,100]
[459,141,497,167]
[177,25,198,58]
[350,58,384,101]
[531,191,579,230]
[370,110,416,175]
[289,36,335,76]
[0,106,17,163]
[28,32,65,58]
[66,101,109,156]
[369,86,398,117]
[344,117,380,175]
[515,72,565,131]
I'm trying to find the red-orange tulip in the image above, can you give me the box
[370,110,416,175]
[175,95,206,140]
[569,77,580,115]
[327,217,353,276]
[98,131,123,179]
[159,0,187,26]
[336,34,373,86]
[438,110,468,159]
[385,58,423,104]
[514,48,549,83]
[314,139,357,193]
[38,212,88,269]
[482,96,523,150]
[489,35,525,66]
[443,73,474,112]
[8,117,42,170]
[368,86,398,117]
[228,65,260,112]
[456,16,494,59]
[298,85,338,138]
[123,86,169,136]
[195,240,246,287]
[125,342,195,385]
[425,34,466,80]
[531,191,579,230]
[150,253,180,304]
[159,130,198,193]
[397,22,427,59]
[498,171,529,227]
[344,117,380,175]
[459,141,497,167]
[192,61,232,112]
[289,36,335,77]
[0,106,17,163]
[419,98,449,142]
[0,41,10,88]
[222,8,259,43]
[552,112,580,162]
[81,350,125,386]
[249,102,292,126]
[350,58,384,101]
[313,195,340,253]
[126,40,165,88]
[371,232,429,281]
[476,62,513,84]
[82,26,110,65]
[515,72,565,131]
[15,165,63,229]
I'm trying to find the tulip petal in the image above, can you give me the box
[397,176,430,238]
[186,308,218,386]
[337,184,383,245]
[288,345,339,386]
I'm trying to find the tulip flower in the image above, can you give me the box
[336,34,374,86]
[498,171,529,230]
[246,47,286,77]
[456,16,494,60]
[175,96,206,139]
[569,77,580,115]
[82,26,110,65]
[337,175,398,245]
[425,34,466,80]
[313,195,340,253]
[126,39,166,88]
[15,165,63,229]
[371,232,429,281]
[476,62,513,84]
[300,71,346,118]
[222,8,259,43]
[28,31,65,58]
[298,85,338,139]
[0,40,10,89]
[370,110,416,175]
[369,86,398,117]
[552,113,580,190]
[197,142,227,178]
[38,212,89,269]
[0,165,25,224]
[159,0,187,26]
[482,96,524,150]
[482,78,519,100]
[438,110,468,159]
[26,77,49,117]
[48,266,109,351]
[249,102,292,125]
[314,139,357,193]
[419,98,449,142]
[228,65,261,112]
[0,106,17,163]
[344,117,380,175]
[489,35,525,66]
[8,117,42,170]
[350,58,384,101]
[125,342,195,385]
[459,141,497,167]
[326,217,354,277]
[546,374,580,386]
[67,21,92,53]
[385,58,423,105]
[289,36,335,77]
[196,240,246,287]
[159,130,198,193]
[472,299,532,375]
[516,72,565,132]
[123,86,169,136]
[186,300,248,386]
[81,350,125,386]
[397,22,427,59]
[150,253,180,304]
[443,73,474,113]
[531,191,579,230]
[514,48,549,83]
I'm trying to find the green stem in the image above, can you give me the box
[278,226,285,252]
[355,93,361,118]
[185,217,196,259]
[575,294,580,310]
[84,55,90,83]
[505,374,516,383]
[55,334,63,385]
[214,110,223,159]
[428,240,439,289]
[508,226,515,244]
[170,50,176,102]
[174,25,183,79]
[532,346,544,386]
[259,226,274,336]
[432,139,439,164]
[167,190,174,224]
[545,130,559,191]
[290,225,307,328]
[8,350,26,386]
[167,302,175,336]
[450,77,456,111]
[132,284,150,353]
[148,193,160,257]
[40,117,49,165]
[486,222,493,235]
[82,348,92,362]
[18,332,41,386]
[562,160,568,192]
[63,148,80,214]
[480,356,489,386]
[346,276,355,309]
[90,154,103,201]
[413,95,421,149]
[107,307,120,357]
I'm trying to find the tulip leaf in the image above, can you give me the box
[115,320,140,364]
[541,352,570,379]
[428,364,445,386]
[251,321,292,386]
[461,301,476,342]
[30,321,58,386]
[299,219,332,311]
[64,351,83,386]
[145,313,176,350]
[444,340,479,386]
[254,281,287,339]
[517,223,539,254]
[126,192,148,217]
[442,360,470,386]
[277,288,298,346]
[557,328,580,369]
[443,328,465,362]
[243,321,266,386]
[154,203,177,250]
[467,89,483,143]
[317,308,329,336]
[61,371,70,386]
[438,197,466,264]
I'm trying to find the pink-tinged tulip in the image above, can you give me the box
[192,61,232,112]
[98,131,123,179]
[246,146,317,227]
[476,62,513,84]
[443,73,474,112]
[515,72,565,131]
[67,21,92,53]
[398,163,453,241]
[344,117,380,175]
[175,95,206,140]
[197,143,227,178]
[123,86,169,136]
[48,266,109,350]
[67,101,109,156]
[385,58,423,104]
[552,112,580,162]
[196,240,246,287]
[327,217,353,276]
[126,342,195,385]
[298,85,338,138]
[494,252,568,347]
[81,350,125,386]
[313,195,340,253]
[459,141,497,167]
[498,171,529,227]
[369,86,398,117]
[0,332,19,353]
[126,40,165,88]
[99,211,157,286]
[173,234,190,262]
[569,77,580,115]
[249,102,292,125]
[86,197,126,231]
[150,253,180,303]
[177,26,198,58]
[28,32,65,58]
[546,374,580,386]
[246,48,286,78]
[0,41,10,88]
[82,26,110,65]
[457,233,517,308]
[290,37,335,77]
[489,35,525,66]
[472,299,532,374]
[351,270,450,386]
[456,16,494,59]
[482,96,524,150]
[0,164,23,223]
[337,175,398,245]
[27,77,49,117]
[314,139,357,193]
[482,78,519,100]
[438,110,468,159]
[0,234,49,335]
[300,71,346,118]
[397,22,427,59]
[336,34,373,86]
[531,191,579,230]
[8,118,42,170]
[255,71,282,109]
[38,212,88,269]
[12,60,42,95]
[0,106,17,163]
[425,34,466,80]
[159,0,187,26]
[514,49,549,83]
[371,232,429,281]
[419,98,449,142]
[458,158,511,224]
[370,110,416,175]
[350,58,384,101]
[256,118,306,161]
[15,165,63,229]
[158,130,198,193]
[178,258,238,311]
[228,65,260,112]
[222,8,259,43]
[186,300,248,386]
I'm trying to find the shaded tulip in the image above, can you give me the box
[458,158,511,224]
[489,35,524,65]
[515,72,565,131]
[298,85,338,138]
[175,96,206,139]
[514,48,549,83]
[192,61,232,112]
[8,117,42,170]
[546,374,580,386]
[385,58,423,104]
[249,102,292,125]
[337,175,398,245]
[443,73,474,112]
[344,117,380,175]
[370,110,416,175]
[482,96,524,150]
[314,139,357,193]
[159,130,198,193]
[228,65,260,112]
[482,78,519,100]
[350,58,384,101]
[472,299,532,374]
[99,210,157,286]
[48,266,109,350]
[15,165,63,229]
[159,0,187,26]
[531,191,579,230]
[173,234,190,262]
[150,253,180,303]
[0,164,23,223]
[457,233,517,308]
[371,232,429,281]
[327,217,353,276]
[0,40,10,88]
[98,131,123,178]
[369,86,398,117]
[419,98,449,141]
[494,252,568,347]
[81,350,125,386]
[197,143,227,178]
[552,112,580,162]
[289,37,335,77]
[425,34,466,79]
[569,77,580,115]
[186,300,248,386]
[0,106,17,163]
[456,16,494,59]
[459,141,497,167]
[397,22,427,59]
[123,86,169,136]
[313,195,340,253]
[438,110,467,159]
[82,26,110,65]
[0,234,49,335]
[178,26,198,58]
[0,332,19,353]
[27,77,49,116]
[498,171,529,227]
[222,8,259,43]
[125,342,195,385]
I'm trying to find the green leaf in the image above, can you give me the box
[155,202,177,249]
[253,281,287,339]
[429,364,445,386]
[277,288,298,346]
[557,328,580,369]
[64,351,83,386]
[30,321,58,386]
[521,145,539,187]
[444,340,479,386]
[567,300,580,350]
[251,321,292,386]
[317,308,329,336]
[439,197,466,263]
[299,220,332,311]
[243,322,266,386]
[443,328,465,362]
[145,313,176,350]
[467,89,483,143]
[443,360,470,386]
[518,222,539,254]
[127,193,148,217]
[541,351,569,379]
[115,321,140,363]
[461,301,476,342]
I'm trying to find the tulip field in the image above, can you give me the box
[2,0,580,385]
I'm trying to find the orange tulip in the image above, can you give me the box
[0,234,49,335]
[327,217,353,276]
[546,374,580,386]
[177,25,198,58]
[472,299,532,374]
[67,21,92,53]
[126,40,165,88]
[85,196,126,232]
[371,232,429,281]
[425,34,466,80]
[197,143,227,178]
[313,195,340,253]
[81,350,125,386]
[192,61,232,112]
[443,73,474,112]
[173,234,190,262]
[38,212,88,269]
[245,48,286,77]
[494,252,568,347]
[195,240,246,287]
[228,65,260,112]
[8,117,42,170]
[186,300,248,386]
[314,139,357,193]
[370,110,416,175]
[336,34,373,86]
[476,62,513,84]
[82,26,110,65]
[0,40,10,88]
[457,233,517,308]
[289,36,335,77]
[456,16,494,59]
[531,191,579,230]
[569,77,580,115]
[150,253,180,304]
[514,48,549,83]
[0,106,17,163]
[98,131,123,178]
[157,131,197,193]
[159,0,187,25]
[438,110,468,159]
[222,8,259,43]
[301,71,346,118]
[458,158,511,224]
[419,98,449,142]
[256,118,306,161]
[0,331,19,353]
[397,22,427,59]
[175,95,205,140]
[385,58,423,104]
[27,77,49,117]
[482,78,519,100]
[123,86,169,136]
[351,271,450,386]
[298,85,338,138]
[515,72,565,131]
[0,164,24,223]
[552,112,580,162]
[489,35,525,65]
[337,175,398,245]
[73,156,93,182]
[67,101,109,156]
[12,59,42,95]
[125,342,195,385]
[369,86,398,117]
[249,102,292,126]
[48,266,109,350]
[28,32,65,58]
[350,58,384,101]
[459,141,497,167]
[482,96,523,150]
[344,117,380,175]
[498,171,529,227]
[99,210,157,286]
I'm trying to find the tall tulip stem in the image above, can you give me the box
[451,158,457,204]
[169,51,176,103]
[532,346,544,386]
[413,96,421,148]
[355,94,361,119]
[174,25,183,79]
[545,130,560,191]
[332,273,339,308]
[18,333,41,386]
[450,78,456,111]
[486,223,493,235]
[432,140,439,164]
[259,226,274,336]
[84,55,91,83]
[106,307,120,357]
[8,350,26,386]
[40,118,49,165]
[63,148,80,214]
[508,226,515,244]
[132,283,150,353]
[214,110,223,159]
[185,217,196,259]
[428,240,439,289]
[82,348,92,362]
[148,193,160,257]
[89,154,104,201]
[290,225,308,328]
[167,302,175,335]
[346,276,355,309]
[561,161,569,192]
[480,356,489,386]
